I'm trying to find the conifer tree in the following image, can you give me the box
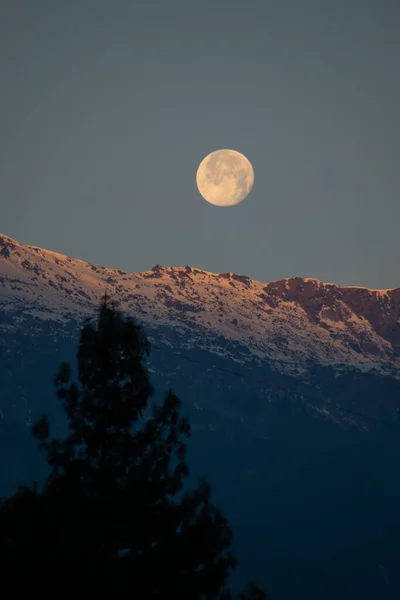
[0,295,267,598]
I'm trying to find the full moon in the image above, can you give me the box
[196,149,254,207]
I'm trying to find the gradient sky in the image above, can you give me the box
[1,0,399,289]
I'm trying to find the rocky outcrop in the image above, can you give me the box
[262,277,399,354]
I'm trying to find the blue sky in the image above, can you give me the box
[1,0,399,288]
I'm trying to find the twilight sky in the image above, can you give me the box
[1,0,399,289]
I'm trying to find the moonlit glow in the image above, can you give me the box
[196,149,254,207]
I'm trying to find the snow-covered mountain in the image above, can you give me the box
[1,232,399,379]
[1,233,400,600]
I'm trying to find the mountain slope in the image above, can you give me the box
[1,233,399,378]
[1,233,400,600]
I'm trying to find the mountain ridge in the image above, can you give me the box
[1,232,399,380]
[0,232,395,291]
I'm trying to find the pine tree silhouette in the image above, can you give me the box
[0,294,267,598]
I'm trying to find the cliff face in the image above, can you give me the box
[264,277,400,356]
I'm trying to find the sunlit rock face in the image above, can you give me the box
[0,233,398,379]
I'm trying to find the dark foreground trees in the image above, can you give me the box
[0,296,267,598]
